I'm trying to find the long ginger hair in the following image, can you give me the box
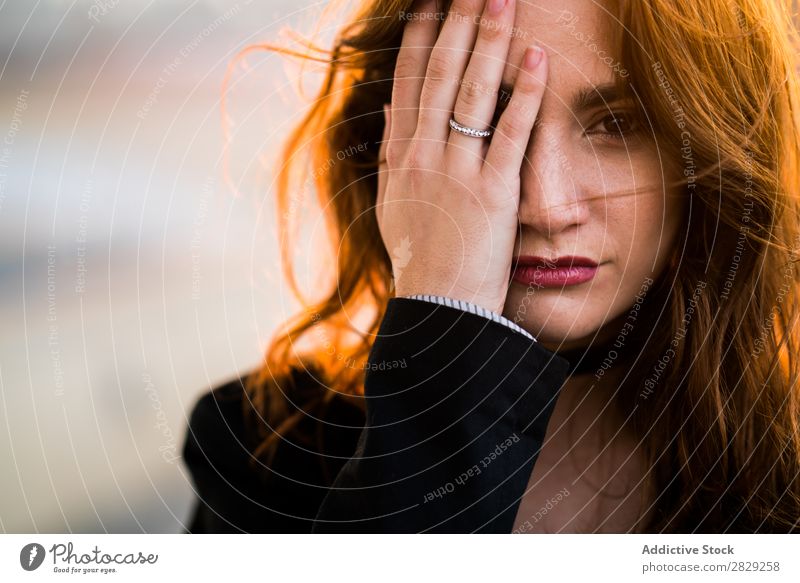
[235,0,800,532]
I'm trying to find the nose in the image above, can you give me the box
[518,123,588,238]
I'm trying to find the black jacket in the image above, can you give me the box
[182,297,570,533]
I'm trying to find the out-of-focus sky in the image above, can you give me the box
[0,0,346,532]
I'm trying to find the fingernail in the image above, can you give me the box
[488,0,507,16]
[525,45,543,69]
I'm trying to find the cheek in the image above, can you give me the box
[592,147,678,258]
[603,188,682,286]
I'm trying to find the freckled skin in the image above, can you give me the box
[499,0,685,351]
[495,0,682,533]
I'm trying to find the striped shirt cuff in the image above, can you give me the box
[400,294,536,342]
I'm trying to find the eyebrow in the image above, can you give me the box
[498,81,628,111]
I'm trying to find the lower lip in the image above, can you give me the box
[511,265,598,288]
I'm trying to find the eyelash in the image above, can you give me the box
[490,104,639,142]
[586,112,639,141]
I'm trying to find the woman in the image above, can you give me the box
[182,0,800,533]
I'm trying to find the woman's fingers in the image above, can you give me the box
[483,45,547,180]
[390,0,440,144]
[416,0,483,146]
[377,3,538,314]
[447,0,516,162]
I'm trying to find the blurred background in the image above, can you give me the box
[0,0,345,532]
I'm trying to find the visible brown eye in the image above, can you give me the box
[589,112,638,139]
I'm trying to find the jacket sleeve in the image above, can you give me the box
[399,294,536,340]
[311,297,570,533]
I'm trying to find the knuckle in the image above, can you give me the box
[459,77,489,107]
[385,139,403,167]
[478,19,504,42]
[502,95,535,125]
[450,0,482,19]
[495,114,526,143]
[393,54,418,82]
[443,148,482,180]
[425,51,453,82]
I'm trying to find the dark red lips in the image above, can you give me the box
[511,255,599,288]
[514,255,598,268]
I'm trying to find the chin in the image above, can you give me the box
[524,320,605,351]
[503,291,609,348]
